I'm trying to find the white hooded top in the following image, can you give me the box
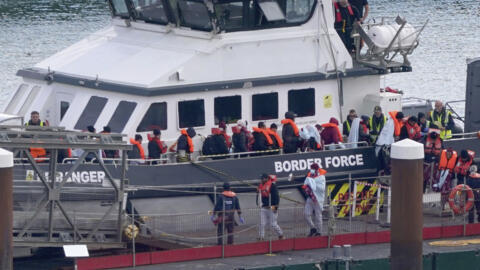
[304,174,326,208]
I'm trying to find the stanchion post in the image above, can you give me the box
[390,139,424,270]
[376,186,381,221]
[0,148,13,270]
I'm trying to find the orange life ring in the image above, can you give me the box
[448,184,474,215]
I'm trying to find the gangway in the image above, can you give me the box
[0,125,131,251]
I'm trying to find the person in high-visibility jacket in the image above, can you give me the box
[369,106,387,144]
[26,111,49,161]
[342,109,357,137]
[428,101,454,140]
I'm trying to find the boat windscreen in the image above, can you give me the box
[177,0,213,31]
[109,0,130,18]
[131,0,169,25]
[258,0,285,21]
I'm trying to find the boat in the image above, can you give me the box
[3,0,480,254]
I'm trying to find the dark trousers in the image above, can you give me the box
[217,221,234,245]
[468,191,480,223]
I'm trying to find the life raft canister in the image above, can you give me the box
[448,184,474,215]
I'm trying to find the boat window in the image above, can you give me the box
[288,88,315,117]
[285,0,315,23]
[5,84,29,114]
[109,0,130,18]
[136,102,167,132]
[214,95,241,124]
[177,0,213,31]
[215,1,244,31]
[74,96,108,130]
[60,101,70,121]
[178,99,205,128]
[108,101,138,133]
[258,0,285,21]
[18,86,41,117]
[252,92,278,121]
[131,0,169,24]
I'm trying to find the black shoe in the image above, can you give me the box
[308,228,317,237]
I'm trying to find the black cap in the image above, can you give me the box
[187,127,196,138]
[102,126,111,133]
[135,134,142,141]
[87,125,95,133]
[395,112,404,119]
[223,182,231,190]
[270,123,277,129]
[260,173,269,180]
[153,129,161,136]
[285,111,296,120]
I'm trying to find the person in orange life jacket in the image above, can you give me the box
[321,117,344,150]
[212,182,243,245]
[417,112,429,137]
[422,129,443,192]
[455,149,476,184]
[252,122,273,152]
[334,0,360,53]
[128,134,145,164]
[147,129,167,164]
[170,127,196,162]
[218,121,232,150]
[268,123,283,150]
[202,128,229,158]
[388,111,404,141]
[257,173,284,240]
[282,111,301,153]
[467,165,480,223]
[399,116,422,141]
[303,163,326,237]
[343,109,357,137]
[359,115,371,144]
[434,148,457,209]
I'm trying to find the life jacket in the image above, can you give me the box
[221,191,237,212]
[181,129,194,153]
[252,127,273,145]
[430,110,452,140]
[129,138,145,159]
[307,168,327,177]
[147,134,167,154]
[405,121,421,140]
[26,121,45,127]
[438,150,457,170]
[281,119,299,137]
[345,119,352,134]
[333,1,354,23]
[321,123,343,142]
[389,111,404,137]
[221,131,231,149]
[369,115,387,135]
[360,122,369,134]
[30,148,47,160]
[424,135,442,156]
[258,175,277,198]
[267,128,283,148]
[455,150,475,176]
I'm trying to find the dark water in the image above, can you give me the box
[0,0,479,109]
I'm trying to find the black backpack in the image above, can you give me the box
[202,136,216,155]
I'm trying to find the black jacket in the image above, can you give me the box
[177,134,190,153]
[261,183,280,208]
[214,193,241,220]
[252,131,270,151]
[282,123,299,154]
[232,132,247,153]
[148,140,161,159]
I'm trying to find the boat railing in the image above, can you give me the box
[196,142,369,161]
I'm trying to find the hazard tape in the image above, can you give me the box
[355,181,390,190]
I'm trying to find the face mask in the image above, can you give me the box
[310,169,316,175]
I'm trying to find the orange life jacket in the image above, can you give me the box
[455,150,475,176]
[281,119,299,137]
[438,150,457,170]
[30,148,47,160]
[424,136,442,156]
[333,1,354,23]
[258,175,277,198]
[321,123,343,142]
[252,127,273,145]
[267,128,283,148]
[129,138,145,159]
[307,168,327,177]
[405,121,421,140]
[389,111,404,137]
[181,129,194,153]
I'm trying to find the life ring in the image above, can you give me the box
[448,184,474,215]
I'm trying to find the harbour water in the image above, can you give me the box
[0,0,479,110]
